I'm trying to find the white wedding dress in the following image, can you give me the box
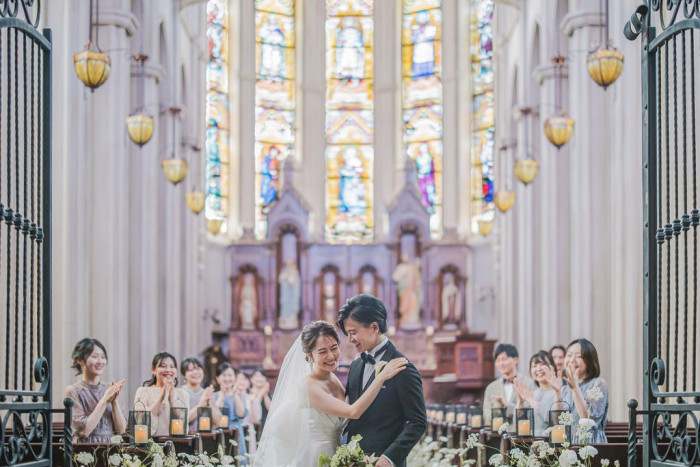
[254,336,348,466]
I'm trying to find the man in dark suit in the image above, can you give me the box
[338,295,427,467]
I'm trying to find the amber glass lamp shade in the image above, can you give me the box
[514,159,539,185]
[186,192,205,214]
[587,46,624,88]
[206,218,223,235]
[494,191,515,213]
[73,44,111,90]
[162,159,188,185]
[126,113,154,146]
[477,218,494,236]
[544,110,575,148]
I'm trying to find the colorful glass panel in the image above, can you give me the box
[206,0,229,227]
[470,0,495,232]
[402,0,443,237]
[325,0,374,243]
[255,0,296,238]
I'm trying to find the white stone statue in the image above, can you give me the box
[392,254,423,329]
[334,16,365,80]
[278,257,301,329]
[441,274,461,329]
[239,273,257,330]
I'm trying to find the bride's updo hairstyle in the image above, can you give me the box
[301,321,340,359]
[337,294,388,335]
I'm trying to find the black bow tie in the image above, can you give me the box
[503,378,515,385]
[361,347,387,366]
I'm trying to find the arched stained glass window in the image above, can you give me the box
[254,0,296,238]
[402,0,443,238]
[325,0,374,244]
[470,0,495,232]
[205,0,230,228]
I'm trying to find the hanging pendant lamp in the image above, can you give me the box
[126,54,154,146]
[73,0,111,90]
[587,0,624,88]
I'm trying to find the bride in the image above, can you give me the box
[254,321,407,466]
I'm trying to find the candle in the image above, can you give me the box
[445,412,456,423]
[551,425,566,444]
[199,416,211,431]
[456,413,467,425]
[491,417,504,431]
[470,415,482,428]
[171,419,185,435]
[436,411,444,421]
[517,419,531,436]
[134,424,148,444]
[219,415,229,428]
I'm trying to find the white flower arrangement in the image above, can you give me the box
[489,453,505,466]
[586,385,604,402]
[75,452,95,465]
[600,459,610,466]
[578,446,598,460]
[110,435,124,444]
[557,449,578,467]
[498,422,510,435]
[558,412,574,426]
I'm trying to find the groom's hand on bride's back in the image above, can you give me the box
[378,358,408,381]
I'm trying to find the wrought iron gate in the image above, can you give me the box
[625,1,700,466]
[0,1,63,465]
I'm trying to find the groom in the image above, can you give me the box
[338,294,427,467]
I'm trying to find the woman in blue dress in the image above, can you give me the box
[549,338,609,444]
[514,350,557,435]
[214,363,248,464]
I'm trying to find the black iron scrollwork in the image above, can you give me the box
[650,410,700,465]
[0,0,41,29]
[0,409,50,465]
[625,0,700,40]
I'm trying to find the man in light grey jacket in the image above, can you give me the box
[482,343,536,426]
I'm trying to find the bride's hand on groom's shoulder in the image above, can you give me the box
[378,358,408,381]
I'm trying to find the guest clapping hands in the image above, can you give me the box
[180,358,220,431]
[65,338,127,442]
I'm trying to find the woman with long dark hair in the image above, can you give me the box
[64,338,127,442]
[133,352,190,437]
[514,350,557,435]
[548,338,609,443]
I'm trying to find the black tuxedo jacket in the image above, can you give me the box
[345,341,427,467]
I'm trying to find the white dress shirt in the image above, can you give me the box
[361,338,389,388]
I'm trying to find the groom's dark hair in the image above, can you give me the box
[337,294,388,335]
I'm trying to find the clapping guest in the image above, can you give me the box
[64,338,127,442]
[180,357,220,432]
[549,345,566,378]
[514,351,557,435]
[134,352,190,437]
[483,344,535,425]
[250,368,272,428]
[214,363,248,463]
[235,372,260,454]
[549,339,609,443]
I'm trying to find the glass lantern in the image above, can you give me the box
[548,401,573,447]
[468,406,483,429]
[515,407,534,438]
[169,405,189,437]
[445,404,456,424]
[128,399,151,446]
[456,405,468,425]
[197,406,213,433]
[435,405,445,423]
[218,405,230,429]
[491,407,507,432]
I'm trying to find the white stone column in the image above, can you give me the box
[300,0,326,241]
[372,0,399,242]
[237,0,255,236]
[562,8,607,340]
[441,0,459,236]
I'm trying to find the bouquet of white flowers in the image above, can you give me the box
[318,435,379,466]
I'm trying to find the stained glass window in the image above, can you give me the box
[205,0,230,228]
[470,0,495,232]
[325,0,374,243]
[402,0,443,237]
[254,0,296,238]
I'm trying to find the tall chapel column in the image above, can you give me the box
[440,0,459,237]
[237,0,255,236]
[562,5,608,340]
[92,0,139,396]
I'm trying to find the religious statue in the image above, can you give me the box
[239,273,257,330]
[278,257,301,329]
[258,14,285,79]
[441,274,461,329]
[392,254,423,329]
[411,10,437,79]
[334,16,365,81]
